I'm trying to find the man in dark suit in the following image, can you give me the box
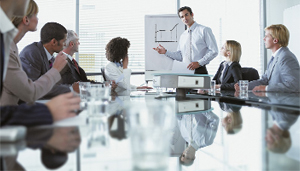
[20,22,76,99]
[0,0,80,127]
[61,30,90,84]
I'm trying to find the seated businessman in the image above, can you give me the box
[19,22,79,99]
[235,24,300,92]
[61,30,117,91]
[61,30,91,84]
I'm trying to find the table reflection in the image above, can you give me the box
[1,90,299,171]
[194,89,300,110]
[266,109,299,154]
[219,102,243,134]
[1,126,81,171]
[177,112,219,166]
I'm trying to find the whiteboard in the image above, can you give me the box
[284,4,300,62]
[145,15,186,72]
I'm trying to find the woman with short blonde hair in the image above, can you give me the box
[213,40,242,90]
[226,40,242,62]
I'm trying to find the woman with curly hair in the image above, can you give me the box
[104,37,151,94]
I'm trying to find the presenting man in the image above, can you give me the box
[235,24,300,92]
[153,6,218,74]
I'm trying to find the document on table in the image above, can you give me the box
[171,61,194,74]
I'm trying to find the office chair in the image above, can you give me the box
[100,67,107,81]
[241,67,259,81]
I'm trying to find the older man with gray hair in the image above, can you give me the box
[61,30,90,84]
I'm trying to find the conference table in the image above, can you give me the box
[1,89,299,171]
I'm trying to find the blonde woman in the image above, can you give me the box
[0,0,68,106]
[213,40,242,90]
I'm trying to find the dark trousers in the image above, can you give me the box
[194,65,208,74]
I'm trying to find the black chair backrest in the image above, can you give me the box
[100,67,107,81]
[241,67,259,81]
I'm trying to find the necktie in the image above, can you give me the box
[0,33,5,95]
[220,63,229,83]
[72,59,80,74]
[267,56,275,79]
[267,56,274,69]
[185,29,192,62]
[49,58,54,68]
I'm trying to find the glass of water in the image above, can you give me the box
[125,101,175,170]
[79,82,91,109]
[239,80,249,93]
[239,80,249,99]
[210,80,216,95]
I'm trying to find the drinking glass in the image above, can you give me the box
[239,80,249,93]
[125,101,175,170]
[87,84,109,117]
[79,82,91,109]
[210,80,216,95]
[239,80,249,98]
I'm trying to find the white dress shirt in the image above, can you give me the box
[43,47,53,61]
[105,62,137,95]
[0,8,18,81]
[64,53,73,61]
[165,22,218,66]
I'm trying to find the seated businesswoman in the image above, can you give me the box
[0,0,68,106]
[213,40,242,90]
[104,37,152,94]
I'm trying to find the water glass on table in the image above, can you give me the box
[239,80,249,93]
[239,80,249,98]
[79,82,91,109]
[125,101,175,171]
[210,80,216,95]
[87,84,111,117]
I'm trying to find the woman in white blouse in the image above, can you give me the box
[104,37,152,94]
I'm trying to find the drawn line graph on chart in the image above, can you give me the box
[155,23,179,43]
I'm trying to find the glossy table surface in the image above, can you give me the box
[1,90,299,171]
[186,90,300,112]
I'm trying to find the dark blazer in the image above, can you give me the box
[213,61,242,90]
[19,41,70,99]
[0,103,52,126]
[61,58,89,85]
